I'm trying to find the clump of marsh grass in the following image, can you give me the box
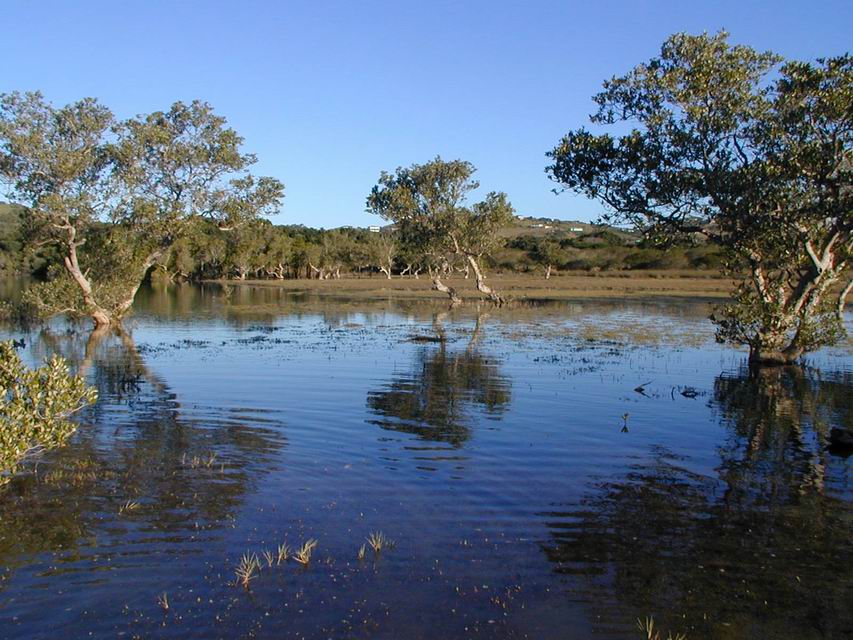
[276,542,291,565]
[235,552,261,588]
[293,539,318,566]
[366,531,395,554]
[637,617,687,640]
[357,544,366,561]
[262,549,275,568]
[157,592,169,611]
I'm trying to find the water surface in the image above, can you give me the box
[1,283,851,639]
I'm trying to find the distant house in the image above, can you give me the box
[368,225,381,233]
[570,227,584,232]
[543,225,552,229]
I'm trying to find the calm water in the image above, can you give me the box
[1,283,851,640]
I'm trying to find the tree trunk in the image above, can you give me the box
[63,243,112,328]
[432,274,461,304]
[545,265,552,280]
[466,255,504,305]
[749,346,803,366]
[839,279,852,321]
[113,250,165,320]
[380,266,392,279]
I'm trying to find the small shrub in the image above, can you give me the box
[0,341,97,485]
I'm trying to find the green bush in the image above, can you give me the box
[0,341,97,485]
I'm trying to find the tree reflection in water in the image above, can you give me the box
[541,365,853,639]
[0,326,286,583]
[366,313,511,448]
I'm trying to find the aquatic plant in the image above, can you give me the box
[157,592,169,611]
[357,544,366,561]
[366,531,395,553]
[182,451,218,469]
[276,542,291,565]
[0,341,97,486]
[235,552,261,588]
[637,616,687,640]
[293,539,318,566]
[118,499,141,514]
[262,549,275,568]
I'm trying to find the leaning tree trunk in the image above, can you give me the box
[545,265,552,280]
[63,242,112,328]
[466,255,504,305]
[838,278,852,321]
[113,249,166,320]
[431,272,461,304]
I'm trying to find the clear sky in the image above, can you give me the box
[1,1,850,228]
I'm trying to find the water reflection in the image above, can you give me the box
[714,365,852,494]
[0,327,286,585]
[366,314,511,447]
[0,281,848,639]
[130,281,718,333]
[541,366,853,639]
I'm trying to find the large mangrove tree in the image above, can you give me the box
[547,32,851,364]
[0,92,284,328]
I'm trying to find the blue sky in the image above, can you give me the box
[2,1,851,228]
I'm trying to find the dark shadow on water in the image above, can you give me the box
[541,365,853,640]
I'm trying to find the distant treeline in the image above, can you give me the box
[0,202,721,282]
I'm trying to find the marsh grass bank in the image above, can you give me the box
[211,270,734,302]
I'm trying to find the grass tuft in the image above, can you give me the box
[366,531,395,553]
[119,499,141,514]
[235,552,261,588]
[157,592,169,611]
[637,616,687,640]
[293,539,318,566]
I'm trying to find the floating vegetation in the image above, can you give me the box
[637,616,687,640]
[293,539,318,566]
[366,531,395,553]
[276,542,291,565]
[357,544,366,561]
[157,592,169,612]
[406,334,445,343]
[262,549,275,568]
[235,552,261,588]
